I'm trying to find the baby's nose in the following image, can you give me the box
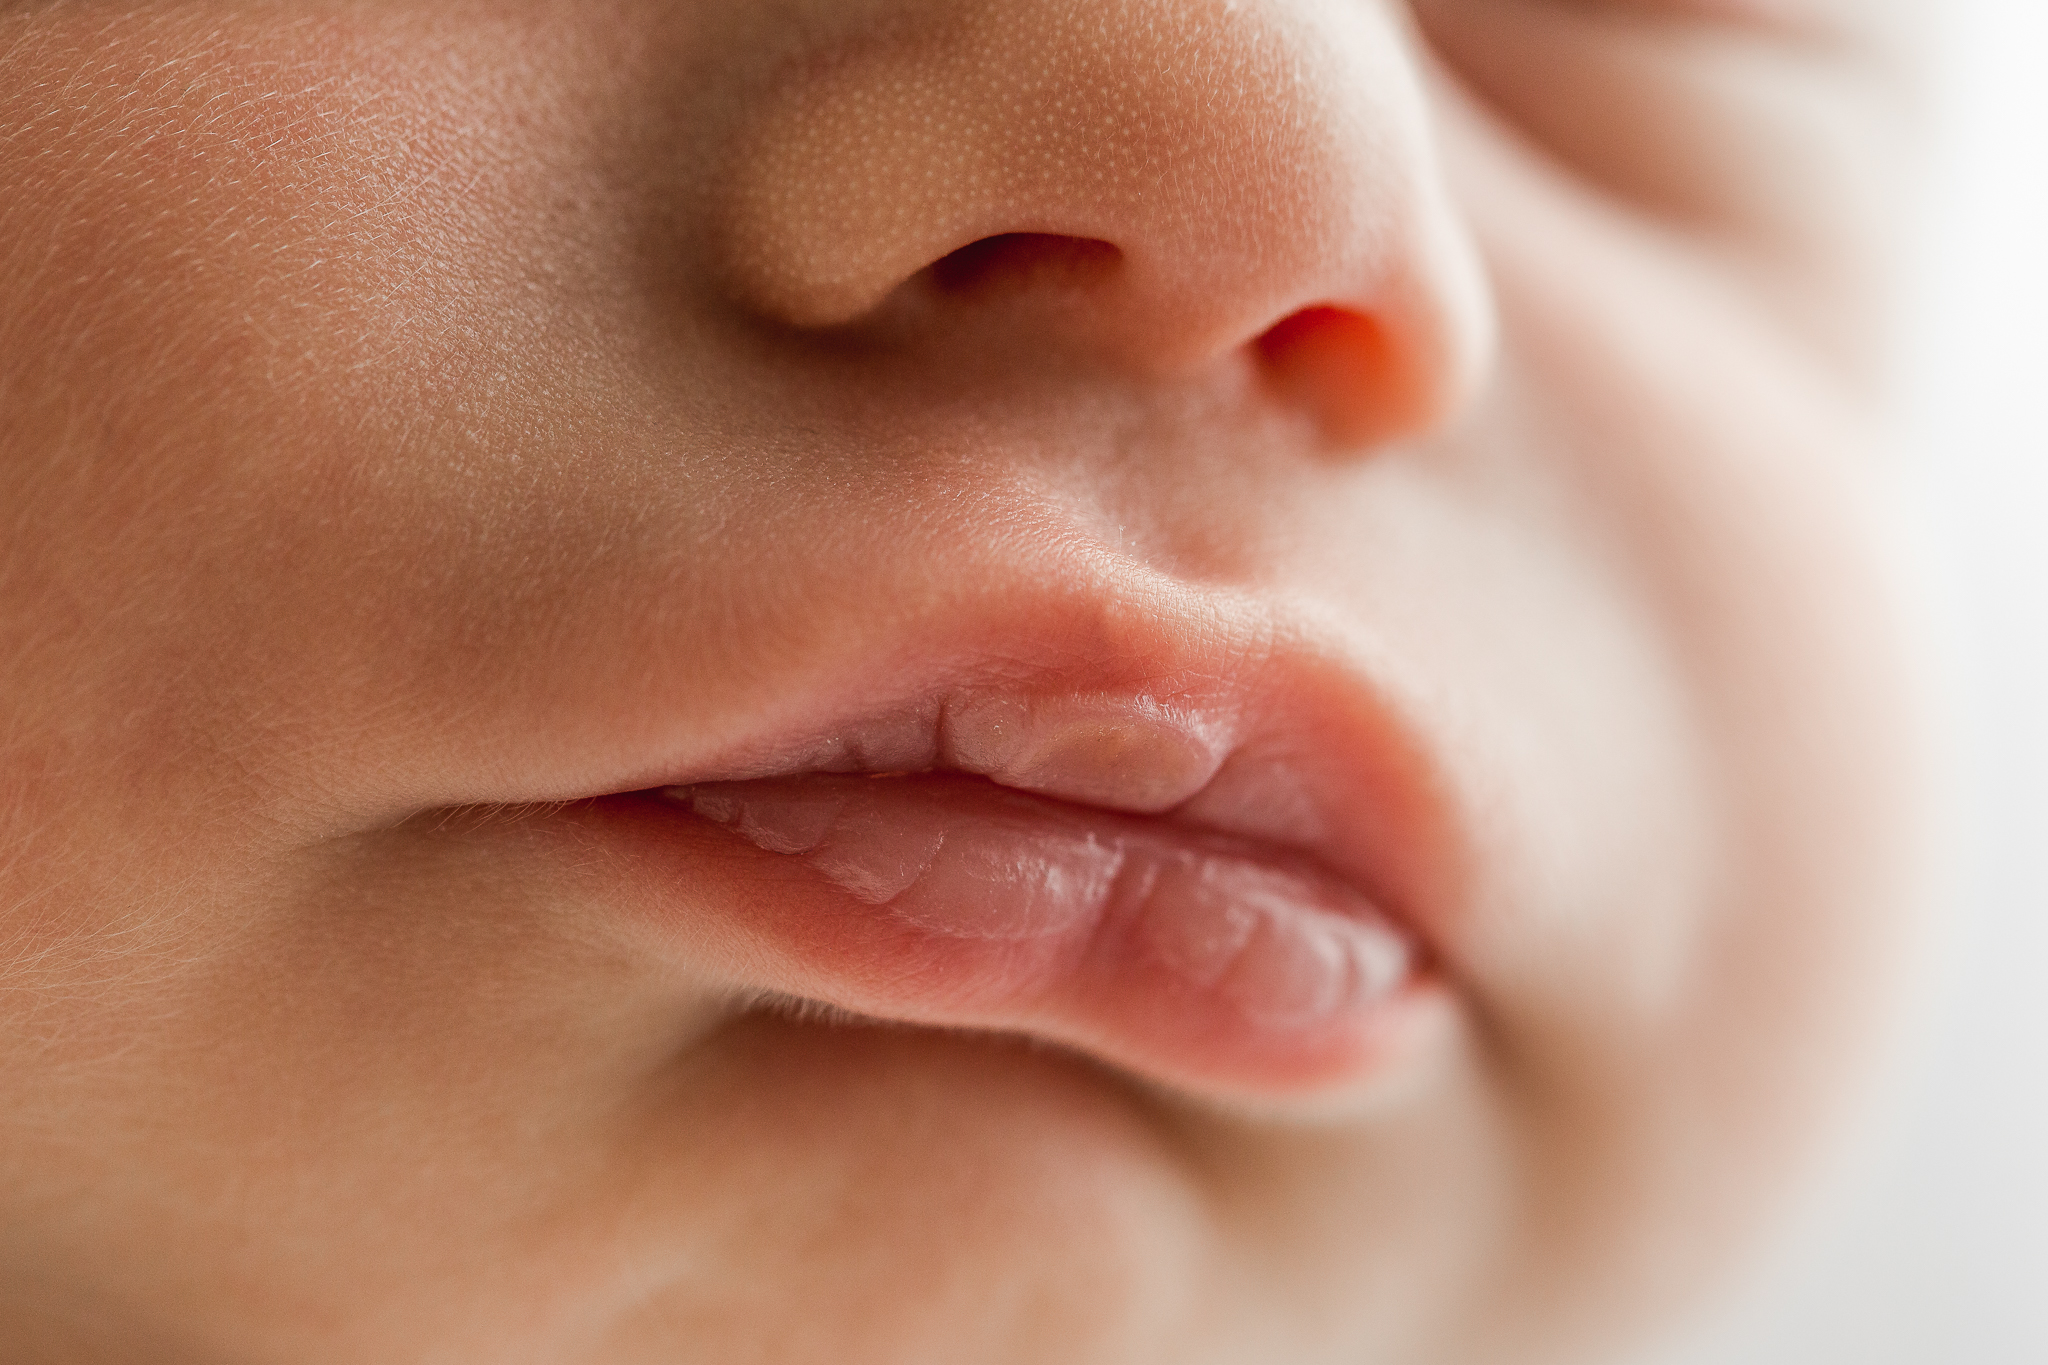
[711,0,1492,449]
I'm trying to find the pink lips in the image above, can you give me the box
[646,684,1451,1102]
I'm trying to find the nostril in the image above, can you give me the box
[1255,306,1416,452]
[716,0,1491,413]
[925,234,1124,298]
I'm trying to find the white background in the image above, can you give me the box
[1647,3,2048,1361]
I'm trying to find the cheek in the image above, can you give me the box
[0,10,650,811]
[1418,255,1925,1333]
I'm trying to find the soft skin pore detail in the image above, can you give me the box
[0,3,1925,1364]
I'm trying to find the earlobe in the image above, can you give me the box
[704,0,1494,452]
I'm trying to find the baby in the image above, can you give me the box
[0,1,1929,1361]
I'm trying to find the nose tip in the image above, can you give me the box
[715,0,1492,449]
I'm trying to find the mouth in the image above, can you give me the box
[606,608,1468,1108]
[411,548,1469,1109]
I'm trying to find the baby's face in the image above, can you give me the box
[0,1,1923,1361]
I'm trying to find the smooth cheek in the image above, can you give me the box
[1418,191,1922,1344]
[0,11,650,824]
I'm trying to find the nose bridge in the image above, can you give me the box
[715,0,1490,442]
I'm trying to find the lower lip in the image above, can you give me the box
[653,773,1446,1102]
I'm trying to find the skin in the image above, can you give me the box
[0,1,1925,1362]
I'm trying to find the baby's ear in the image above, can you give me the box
[1412,0,1920,263]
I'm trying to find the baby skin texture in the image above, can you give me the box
[0,1,1924,1362]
